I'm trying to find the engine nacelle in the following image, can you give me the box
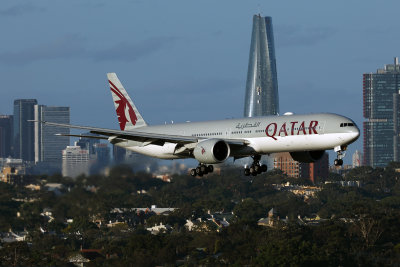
[193,139,230,164]
[289,150,325,163]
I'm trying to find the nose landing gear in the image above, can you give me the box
[334,145,347,166]
[244,155,268,176]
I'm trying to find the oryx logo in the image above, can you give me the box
[109,80,137,130]
[201,147,206,155]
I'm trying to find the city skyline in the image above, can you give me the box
[1,1,400,163]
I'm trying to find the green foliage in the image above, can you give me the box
[0,182,20,231]
[2,163,400,265]
[233,198,265,225]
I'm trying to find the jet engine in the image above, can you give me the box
[193,139,230,164]
[289,150,325,163]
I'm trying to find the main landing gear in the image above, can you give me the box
[334,145,347,166]
[190,164,214,177]
[244,155,268,176]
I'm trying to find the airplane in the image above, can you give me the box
[39,73,360,177]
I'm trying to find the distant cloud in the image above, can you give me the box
[143,77,243,119]
[149,77,242,99]
[0,34,87,65]
[93,36,178,62]
[275,25,334,47]
[0,3,44,16]
[0,35,178,65]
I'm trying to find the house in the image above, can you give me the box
[146,222,172,234]
[1,230,29,243]
[258,208,287,228]
[69,248,104,267]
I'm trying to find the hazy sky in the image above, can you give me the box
[1,0,400,163]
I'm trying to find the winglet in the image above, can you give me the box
[107,73,147,130]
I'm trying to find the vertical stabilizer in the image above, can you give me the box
[107,73,147,130]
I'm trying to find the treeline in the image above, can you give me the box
[1,163,400,265]
[1,219,400,266]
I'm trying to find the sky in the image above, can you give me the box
[1,0,400,165]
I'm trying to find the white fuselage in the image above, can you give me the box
[114,113,360,160]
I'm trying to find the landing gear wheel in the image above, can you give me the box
[334,159,343,166]
[207,165,214,173]
[200,165,207,174]
[334,146,346,167]
[244,155,267,177]
[254,164,261,174]
[261,164,268,172]
[249,166,255,174]
[193,164,213,177]
[196,167,202,175]
[190,169,197,177]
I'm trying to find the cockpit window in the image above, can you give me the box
[340,123,355,127]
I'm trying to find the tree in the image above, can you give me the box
[233,198,264,225]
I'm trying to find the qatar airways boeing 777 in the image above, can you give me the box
[40,73,359,177]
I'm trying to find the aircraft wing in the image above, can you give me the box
[37,121,249,146]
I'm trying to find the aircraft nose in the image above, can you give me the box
[350,124,360,142]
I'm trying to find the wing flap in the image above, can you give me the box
[55,133,109,140]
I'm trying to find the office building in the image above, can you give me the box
[363,57,400,167]
[76,133,100,155]
[113,145,126,164]
[91,143,110,174]
[244,15,279,117]
[308,153,329,183]
[13,99,37,161]
[274,152,309,178]
[62,145,90,178]
[1,158,34,185]
[352,150,363,168]
[94,143,110,165]
[273,152,329,183]
[0,115,13,158]
[35,105,70,172]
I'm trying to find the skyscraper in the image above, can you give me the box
[113,145,126,164]
[0,115,13,158]
[13,99,37,161]
[363,57,400,167]
[76,133,100,156]
[91,143,110,173]
[244,15,279,117]
[352,150,363,168]
[62,145,90,178]
[34,105,70,171]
